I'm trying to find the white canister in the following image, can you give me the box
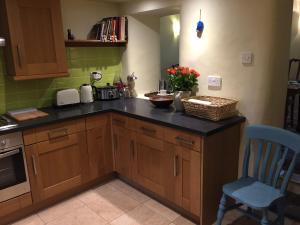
[80,84,94,103]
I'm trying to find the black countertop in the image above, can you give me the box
[1,98,246,136]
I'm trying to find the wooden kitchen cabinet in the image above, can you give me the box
[112,126,135,180]
[0,0,68,80]
[134,133,176,199]
[178,147,201,217]
[162,142,201,217]
[25,131,88,202]
[85,115,113,182]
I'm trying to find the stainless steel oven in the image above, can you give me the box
[0,132,30,202]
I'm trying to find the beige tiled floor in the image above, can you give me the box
[11,179,300,225]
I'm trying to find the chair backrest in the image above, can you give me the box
[288,58,300,80]
[242,125,300,194]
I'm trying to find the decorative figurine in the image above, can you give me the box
[127,72,138,98]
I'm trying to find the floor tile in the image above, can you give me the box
[77,183,119,205]
[109,180,150,203]
[110,205,170,225]
[144,199,179,221]
[173,216,196,225]
[37,197,84,223]
[96,187,140,212]
[11,214,45,225]
[11,179,300,225]
[46,206,108,225]
[86,197,126,222]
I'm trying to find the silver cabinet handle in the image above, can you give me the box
[173,155,179,177]
[48,128,68,139]
[32,155,38,176]
[175,136,195,145]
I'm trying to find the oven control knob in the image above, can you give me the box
[0,139,6,146]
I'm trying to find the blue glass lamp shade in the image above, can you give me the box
[196,20,204,38]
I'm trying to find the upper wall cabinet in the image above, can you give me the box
[0,0,68,80]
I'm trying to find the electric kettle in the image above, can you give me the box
[80,84,94,103]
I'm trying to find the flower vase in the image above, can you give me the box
[174,91,191,112]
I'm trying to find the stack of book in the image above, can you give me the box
[89,17,128,42]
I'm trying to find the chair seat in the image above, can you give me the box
[223,177,284,209]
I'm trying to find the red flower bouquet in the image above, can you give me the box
[167,66,200,92]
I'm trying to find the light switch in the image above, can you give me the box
[208,75,222,88]
[241,51,253,65]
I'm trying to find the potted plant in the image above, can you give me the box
[167,66,200,111]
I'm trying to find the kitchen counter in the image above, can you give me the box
[0,98,245,136]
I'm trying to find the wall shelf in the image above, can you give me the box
[65,40,127,47]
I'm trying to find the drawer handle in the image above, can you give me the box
[113,119,126,126]
[32,155,38,176]
[48,128,68,139]
[173,155,179,177]
[175,136,195,145]
[141,127,156,134]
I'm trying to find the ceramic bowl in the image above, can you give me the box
[149,95,173,108]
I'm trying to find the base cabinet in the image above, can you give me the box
[7,113,240,225]
[135,134,176,199]
[112,126,135,179]
[25,131,88,202]
[86,115,113,182]
[178,147,201,217]
[112,117,202,219]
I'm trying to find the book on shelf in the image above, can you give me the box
[88,16,128,42]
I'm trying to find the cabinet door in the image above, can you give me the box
[112,126,134,180]
[86,115,113,182]
[179,148,201,217]
[25,132,88,202]
[134,134,175,198]
[2,0,67,79]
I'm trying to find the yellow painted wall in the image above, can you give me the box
[180,0,293,126]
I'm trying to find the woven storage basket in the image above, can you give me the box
[182,96,238,121]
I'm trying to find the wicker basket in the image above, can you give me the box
[182,96,238,121]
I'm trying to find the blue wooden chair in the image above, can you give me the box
[216,125,300,225]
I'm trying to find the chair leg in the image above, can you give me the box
[216,193,227,225]
[261,209,270,225]
[277,201,286,225]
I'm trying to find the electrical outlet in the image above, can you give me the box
[208,75,222,88]
[241,51,253,65]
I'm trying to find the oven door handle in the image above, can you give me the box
[0,149,20,159]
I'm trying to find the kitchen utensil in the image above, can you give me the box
[80,84,93,103]
[149,95,173,108]
[7,108,48,121]
[93,83,120,101]
[56,89,80,106]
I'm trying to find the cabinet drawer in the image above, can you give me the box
[0,193,32,218]
[136,120,164,139]
[86,114,108,130]
[33,119,85,143]
[111,114,137,131]
[111,114,128,128]
[164,128,202,152]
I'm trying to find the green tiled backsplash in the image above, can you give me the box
[0,47,122,114]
